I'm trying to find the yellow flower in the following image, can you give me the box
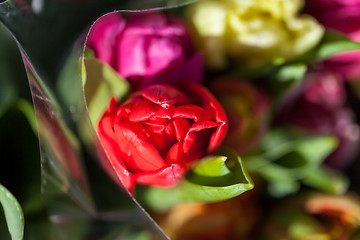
[186,0,324,69]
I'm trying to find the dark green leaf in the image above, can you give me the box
[0,184,24,240]
[139,151,254,211]
[270,63,307,99]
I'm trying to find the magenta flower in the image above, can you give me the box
[305,0,360,81]
[87,12,203,89]
[305,0,360,39]
[278,69,360,169]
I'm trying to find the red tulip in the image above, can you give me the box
[97,83,227,192]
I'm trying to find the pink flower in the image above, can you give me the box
[278,69,360,169]
[97,83,227,192]
[305,0,360,81]
[323,50,360,81]
[87,12,203,89]
[305,0,360,38]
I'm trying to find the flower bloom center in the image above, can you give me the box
[112,86,220,173]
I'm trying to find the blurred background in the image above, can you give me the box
[2,2,360,238]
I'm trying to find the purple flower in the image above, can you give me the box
[278,69,360,169]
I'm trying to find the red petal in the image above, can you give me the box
[97,113,135,192]
[128,98,157,122]
[177,82,228,125]
[165,121,177,142]
[166,142,183,164]
[173,105,212,122]
[114,123,167,172]
[146,132,173,158]
[142,84,191,107]
[208,123,228,153]
[210,100,228,125]
[154,104,175,119]
[134,163,187,187]
[172,118,191,141]
[144,119,168,133]
[183,132,195,154]
[189,121,219,132]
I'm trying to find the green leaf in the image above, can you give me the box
[83,58,130,126]
[270,63,307,99]
[287,213,327,239]
[302,166,348,195]
[315,31,360,60]
[244,129,337,197]
[139,151,254,211]
[275,64,307,83]
[268,181,300,198]
[0,184,24,240]
[293,30,360,63]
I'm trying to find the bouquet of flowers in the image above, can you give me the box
[1,0,360,239]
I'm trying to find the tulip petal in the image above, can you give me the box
[178,82,227,124]
[114,123,167,172]
[87,14,125,66]
[166,142,184,164]
[146,37,186,77]
[128,98,157,122]
[142,85,192,107]
[98,114,135,191]
[189,121,219,132]
[208,123,228,153]
[165,121,177,142]
[183,132,195,154]
[154,104,174,119]
[174,105,212,122]
[135,163,187,187]
[126,13,167,33]
[138,52,203,89]
[144,119,168,133]
[117,33,147,78]
[172,118,191,141]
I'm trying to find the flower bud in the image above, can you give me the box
[278,69,360,169]
[209,78,270,154]
[97,83,227,192]
[87,12,203,89]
